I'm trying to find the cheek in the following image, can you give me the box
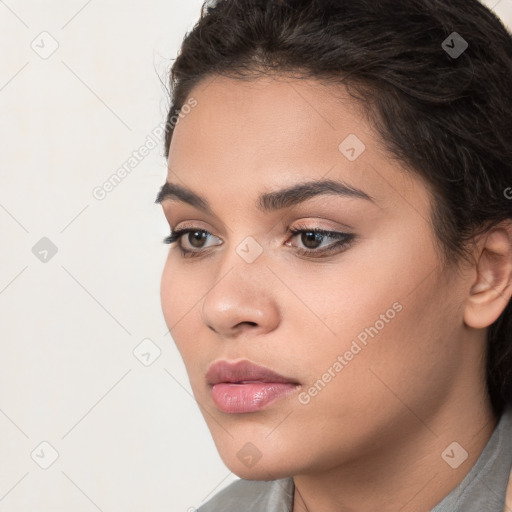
[297,281,452,431]
[160,257,198,353]
[287,224,447,396]
[160,259,177,328]
[160,255,224,382]
[284,227,434,352]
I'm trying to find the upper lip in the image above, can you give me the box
[206,359,299,385]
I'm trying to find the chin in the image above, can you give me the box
[219,451,299,481]
[230,464,294,481]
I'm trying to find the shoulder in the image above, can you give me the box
[196,477,294,512]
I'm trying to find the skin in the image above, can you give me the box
[158,75,512,512]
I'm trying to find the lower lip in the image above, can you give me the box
[210,382,299,413]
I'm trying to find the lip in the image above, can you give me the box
[206,359,299,385]
[206,359,300,413]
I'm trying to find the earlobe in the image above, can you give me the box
[464,221,512,329]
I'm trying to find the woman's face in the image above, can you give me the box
[159,75,471,479]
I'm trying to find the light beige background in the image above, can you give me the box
[0,1,511,510]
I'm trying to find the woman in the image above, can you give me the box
[155,0,512,510]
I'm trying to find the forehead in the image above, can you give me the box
[170,75,370,155]
[166,75,430,218]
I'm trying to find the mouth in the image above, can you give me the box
[206,359,301,414]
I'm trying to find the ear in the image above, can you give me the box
[464,220,512,329]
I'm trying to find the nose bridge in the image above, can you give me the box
[215,213,270,277]
[200,233,279,336]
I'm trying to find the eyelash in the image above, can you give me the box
[162,224,355,259]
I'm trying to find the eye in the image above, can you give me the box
[163,228,221,257]
[286,224,355,258]
[162,224,355,259]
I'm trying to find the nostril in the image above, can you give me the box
[237,321,258,328]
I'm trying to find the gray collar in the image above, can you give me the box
[430,403,512,512]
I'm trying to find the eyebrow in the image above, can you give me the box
[154,178,376,214]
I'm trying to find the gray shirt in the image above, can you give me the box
[197,404,512,511]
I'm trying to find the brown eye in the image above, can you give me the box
[300,231,324,250]
[163,228,222,257]
[287,226,356,258]
[186,230,209,248]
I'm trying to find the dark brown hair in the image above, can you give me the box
[162,0,512,416]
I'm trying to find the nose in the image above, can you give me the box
[200,251,281,339]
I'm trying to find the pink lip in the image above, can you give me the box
[206,360,300,413]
